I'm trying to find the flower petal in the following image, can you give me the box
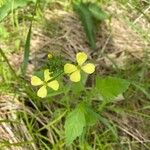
[44,69,51,82]
[76,52,87,66]
[70,70,81,82]
[31,76,43,86]
[47,80,59,91]
[82,63,95,74]
[37,85,47,98]
[64,63,77,74]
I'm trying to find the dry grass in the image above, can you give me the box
[0,94,35,150]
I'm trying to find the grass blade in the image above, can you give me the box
[21,23,32,75]
[132,82,150,100]
[0,47,17,78]
[73,1,96,50]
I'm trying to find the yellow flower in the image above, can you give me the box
[64,52,95,82]
[31,69,59,98]
[48,53,53,59]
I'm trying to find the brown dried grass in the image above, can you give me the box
[0,94,37,150]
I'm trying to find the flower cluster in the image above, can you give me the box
[31,52,95,98]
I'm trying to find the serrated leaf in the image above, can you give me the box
[65,106,86,145]
[96,76,130,102]
[65,102,99,145]
[88,3,108,21]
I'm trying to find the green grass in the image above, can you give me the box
[0,0,150,150]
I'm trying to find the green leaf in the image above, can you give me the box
[82,103,99,126]
[65,102,99,145]
[21,23,32,75]
[88,3,108,21]
[65,105,86,145]
[0,0,35,22]
[73,1,96,50]
[96,76,130,102]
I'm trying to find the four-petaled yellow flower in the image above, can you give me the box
[64,52,95,82]
[31,69,59,98]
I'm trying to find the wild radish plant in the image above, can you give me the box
[31,52,130,145]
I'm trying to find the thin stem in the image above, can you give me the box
[0,48,18,79]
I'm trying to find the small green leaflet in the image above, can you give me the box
[96,76,130,102]
[65,102,99,145]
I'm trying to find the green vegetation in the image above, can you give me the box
[0,0,150,149]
